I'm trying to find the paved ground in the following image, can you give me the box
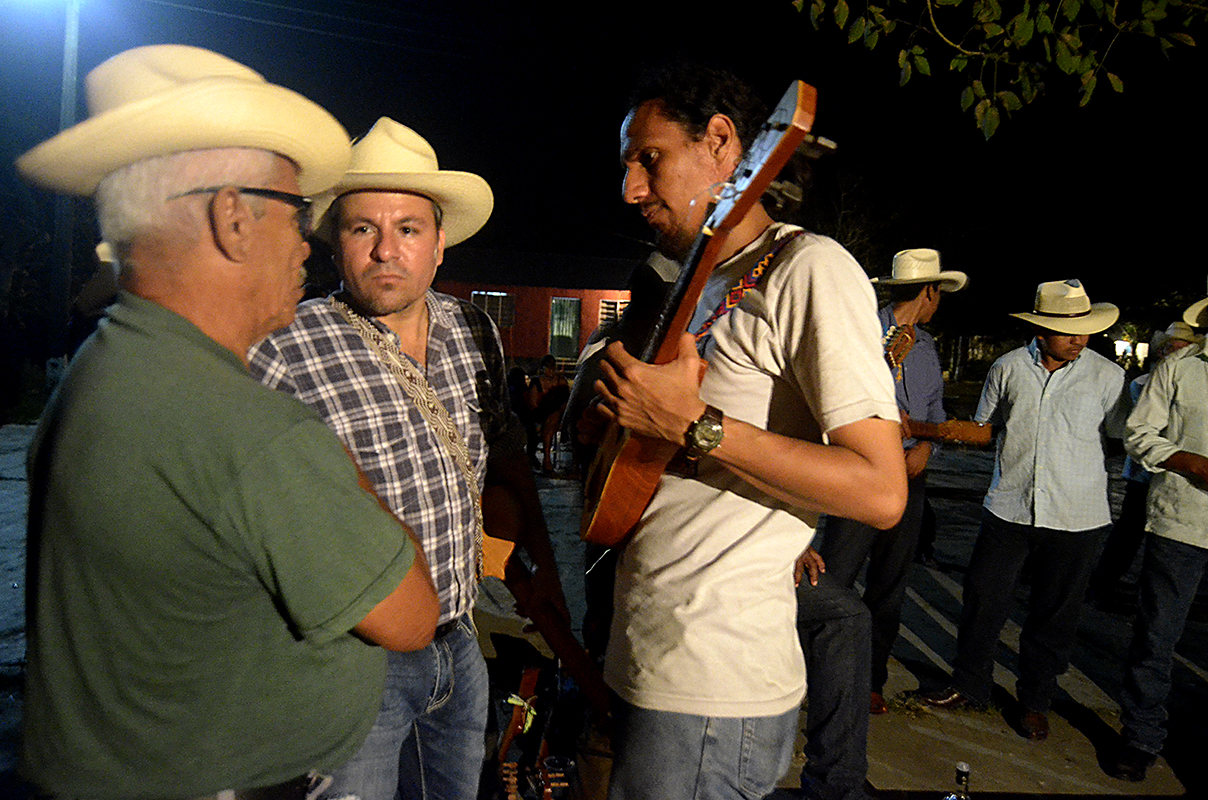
[2,424,1205,797]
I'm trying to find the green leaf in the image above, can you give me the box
[848,16,866,43]
[883,19,897,34]
[1014,17,1035,46]
[866,29,880,49]
[984,23,1004,36]
[1043,37,1052,61]
[1062,0,1081,21]
[997,90,1023,111]
[1080,74,1097,105]
[1140,20,1156,36]
[912,45,925,55]
[835,0,850,29]
[900,60,913,86]
[980,104,1001,139]
[915,54,932,75]
[1159,37,1173,56]
[961,85,976,111]
[1055,39,1078,73]
[1080,53,1096,72]
[1170,33,1196,47]
[937,0,962,5]
[973,79,987,98]
[951,56,969,71]
[792,0,804,10]
[1107,71,1124,92]
[809,3,822,28]
[898,48,909,68]
[1087,0,1104,12]
[1037,11,1054,33]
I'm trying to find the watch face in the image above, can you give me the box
[691,416,724,451]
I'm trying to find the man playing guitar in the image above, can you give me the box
[590,64,907,799]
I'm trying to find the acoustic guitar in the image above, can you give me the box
[581,81,823,547]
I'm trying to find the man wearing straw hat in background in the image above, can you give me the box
[250,117,567,800]
[16,46,440,799]
[1104,293,1208,782]
[818,248,966,717]
[922,279,1129,742]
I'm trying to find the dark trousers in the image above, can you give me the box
[1088,478,1148,596]
[796,571,872,800]
[1120,533,1208,754]
[818,474,927,693]
[951,510,1106,712]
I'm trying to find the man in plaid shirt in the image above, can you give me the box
[250,117,566,800]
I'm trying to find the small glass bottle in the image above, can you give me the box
[941,761,971,800]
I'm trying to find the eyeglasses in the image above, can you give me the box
[171,186,313,237]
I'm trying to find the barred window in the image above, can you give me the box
[549,297,581,360]
[598,299,630,326]
[471,291,515,329]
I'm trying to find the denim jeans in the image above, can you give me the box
[322,616,489,800]
[796,572,872,800]
[818,474,926,694]
[1120,533,1208,754]
[607,699,798,800]
[951,511,1106,712]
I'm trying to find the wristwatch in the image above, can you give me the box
[684,405,725,461]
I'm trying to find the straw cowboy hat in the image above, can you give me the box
[313,117,494,247]
[1009,279,1119,335]
[16,45,351,196]
[1183,279,1208,328]
[872,248,968,292]
[1151,320,1202,350]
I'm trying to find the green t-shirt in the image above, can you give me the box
[21,293,417,797]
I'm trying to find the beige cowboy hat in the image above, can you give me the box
[1152,320,1202,350]
[872,248,967,293]
[15,45,351,197]
[1183,280,1208,328]
[313,117,494,247]
[1009,279,1118,335]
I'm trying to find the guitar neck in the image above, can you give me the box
[908,419,993,447]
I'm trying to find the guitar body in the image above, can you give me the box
[581,80,821,547]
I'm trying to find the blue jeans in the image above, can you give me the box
[607,699,798,800]
[323,616,489,800]
[951,511,1105,712]
[796,572,872,800]
[1120,534,1208,754]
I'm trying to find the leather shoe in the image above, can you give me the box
[918,686,979,709]
[1018,710,1049,741]
[1104,743,1156,782]
[870,691,888,715]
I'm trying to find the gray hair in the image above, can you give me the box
[95,148,283,260]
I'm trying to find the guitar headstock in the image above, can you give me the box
[702,81,825,237]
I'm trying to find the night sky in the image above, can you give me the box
[3,0,1205,344]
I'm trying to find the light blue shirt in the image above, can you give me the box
[975,339,1129,531]
[1125,342,1208,549]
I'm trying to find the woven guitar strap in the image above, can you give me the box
[329,296,488,581]
[693,229,805,350]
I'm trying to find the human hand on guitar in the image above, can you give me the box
[595,333,709,445]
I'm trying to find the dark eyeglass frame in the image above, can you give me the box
[171,186,313,237]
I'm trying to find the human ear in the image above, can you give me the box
[704,113,741,167]
[209,186,255,263]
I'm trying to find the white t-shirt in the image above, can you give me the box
[603,224,899,717]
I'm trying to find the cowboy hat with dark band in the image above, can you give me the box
[1009,279,1118,335]
[16,45,351,197]
[312,117,494,247]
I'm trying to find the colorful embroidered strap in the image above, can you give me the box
[693,230,805,349]
[329,296,489,581]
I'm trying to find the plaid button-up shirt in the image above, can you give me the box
[250,290,522,622]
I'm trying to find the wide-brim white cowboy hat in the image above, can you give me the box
[1009,278,1118,335]
[871,248,967,292]
[312,117,494,247]
[1152,320,1202,350]
[16,45,351,197]
[1184,284,1208,328]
